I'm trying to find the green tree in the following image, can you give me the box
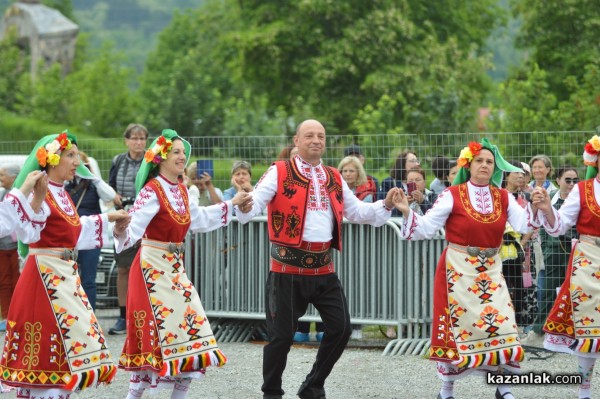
[513,0,600,100]
[0,29,28,111]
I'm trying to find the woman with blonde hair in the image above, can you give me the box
[338,155,375,202]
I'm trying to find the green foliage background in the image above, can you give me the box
[0,0,599,165]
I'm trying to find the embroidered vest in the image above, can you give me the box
[31,188,81,249]
[577,179,600,236]
[143,179,191,242]
[268,160,344,250]
[444,183,508,248]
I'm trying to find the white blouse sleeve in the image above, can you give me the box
[114,185,160,253]
[189,198,234,233]
[539,184,581,237]
[1,189,47,242]
[401,188,453,240]
[77,214,110,250]
[506,192,535,234]
[342,179,391,226]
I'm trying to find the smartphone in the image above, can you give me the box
[406,182,416,195]
[196,159,214,178]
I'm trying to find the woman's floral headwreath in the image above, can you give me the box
[583,135,600,166]
[35,132,72,167]
[457,141,482,168]
[144,135,173,165]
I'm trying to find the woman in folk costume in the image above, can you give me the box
[0,131,130,399]
[533,135,600,399]
[113,129,251,399]
[394,138,535,399]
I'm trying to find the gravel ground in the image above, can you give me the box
[0,313,596,399]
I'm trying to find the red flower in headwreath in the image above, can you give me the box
[457,141,483,168]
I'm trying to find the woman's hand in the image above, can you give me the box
[391,189,410,217]
[232,191,252,209]
[108,209,130,237]
[20,170,47,197]
[410,189,424,204]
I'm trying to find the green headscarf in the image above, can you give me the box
[135,129,191,194]
[452,138,522,187]
[14,131,94,257]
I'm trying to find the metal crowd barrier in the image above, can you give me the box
[184,216,447,355]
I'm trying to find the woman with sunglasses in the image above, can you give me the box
[532,136,600,399]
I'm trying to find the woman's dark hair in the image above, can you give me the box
[431,156,451,180]
[554,166,579,180]
[389,150,416,181]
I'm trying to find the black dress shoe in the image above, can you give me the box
[495,388,513,399]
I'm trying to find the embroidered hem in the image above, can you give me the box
[0,364,117,391]
[120,348,227,376]
[452,346,524,368]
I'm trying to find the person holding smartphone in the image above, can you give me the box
[185,160,223,206]
[405,167,436,215]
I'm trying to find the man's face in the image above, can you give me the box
[294,120,325,164]
[126,129,147,158]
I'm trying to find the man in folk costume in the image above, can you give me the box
[0,132,130,399]
[236,119,402,399]
[393,138,535,399]
[532,135,600,399]
[113,129,251,399]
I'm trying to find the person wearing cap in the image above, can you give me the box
[223,160,253,200]
[113,129,251,399]
[530,135,600,399]
[343,144,379,201]
[236,119,402,399]
[394,138,535,399]
[0,131,130,398]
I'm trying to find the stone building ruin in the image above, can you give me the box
[0,0,78,79]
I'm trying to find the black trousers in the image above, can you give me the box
[261,271,352,398]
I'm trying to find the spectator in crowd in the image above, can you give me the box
[338,155,375,202]
[528,154,557,192]
[343,144,379,199]
[527,155,557,319]
[531,135,600,399]
[395,139,534,399]
[236,119,400,399]
[0,131,130,398]
[529,166,579,340]
[186,161,224,206]
[380,150,419,215]
[447,162,459,185]
[66,151,117,310]
[520,162,533,193]
[277,143,296,162]
[224,160,253,200]
[405,167,436,216]
[108,123,148,335]
[114,129,251,399]
[0,164,22,331]
[429,156,454,195]
[500,162,535,328]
